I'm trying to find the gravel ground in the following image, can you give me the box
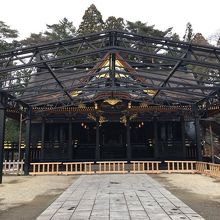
[0,175,78,219]
[151,173,220,220]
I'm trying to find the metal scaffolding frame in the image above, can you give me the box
[0,30,219,111]
[1,30,220,180]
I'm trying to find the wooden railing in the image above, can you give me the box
[165,161,196,173]
[3,160,24,175]
[208,163,220,178]
[29,162,62,175]
[130,161,161,174]
[196,162,208,174]
[96,161,127,174]
[26,161,220,179]
[63,162,94,175]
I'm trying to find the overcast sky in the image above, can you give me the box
[1,0,219,40]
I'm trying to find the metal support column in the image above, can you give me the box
[153,117,159,159]
[193,106,202,161]
[209,122,214,163]
[126,117,131,162]
[24,108,32,175]
[95,117,100,162]
[40,118,45,161]
[18,111,23,161]
[181,116,186,159]
[68,117,73,160]
[0,100,6,184]
[217,90,220,104]
[111,53,116,87]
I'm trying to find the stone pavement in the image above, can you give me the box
[36,174,204,220]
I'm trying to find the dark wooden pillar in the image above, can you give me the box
[153,117,159,159]
[68,117,73,160]
[126,117,131,162]
[0,100,6,184]
[193,105,202,161]
[24,108,32,175]
[95,117,100,162]
[181,116,186,159]
[40,118,45,161]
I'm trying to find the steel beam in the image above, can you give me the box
[0,98,6,184]
[180,115,186,158]
[126,116,131,162]
[152,52,187,100]
[153,116,159,159]
[95,116,100,162]
[193,105,202,161]
[40,117,45,160]
[68,117,73,160]
[0,30,220,110]
[24,108,32,175]
[111,53,116,87]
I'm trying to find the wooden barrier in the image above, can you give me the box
[30,162,62,175]
[208,163,220,178]
[63,162,94,175]
[3,160,24,175]
[130,161,161,174]
[165,161,196,173]
[96,161,127,174]
[196,162,208,174]
[22,161,220,179]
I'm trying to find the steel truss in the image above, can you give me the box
[0,30,220,112]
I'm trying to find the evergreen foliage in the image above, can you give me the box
[183,22,194,42]
[77,4,104,35]
[126,21,173,38]
[45,17,76,40]
[104,16,125,31]
[0,21,18,51]
[21,17,76,46]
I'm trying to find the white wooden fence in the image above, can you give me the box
[3,160,24,175]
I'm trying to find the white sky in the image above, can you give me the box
[1,0,219,40]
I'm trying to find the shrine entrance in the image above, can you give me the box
[100,122,126,160]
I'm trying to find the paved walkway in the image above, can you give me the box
[36,174,204,220]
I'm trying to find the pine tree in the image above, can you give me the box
[0,21,18,51]
[20,32,48,45]
[104,16,125,31]
[21,18,76,46]
[45,17,76,40]
[192,33,209,45]
[126,21,173,38]
[183,22,194,42]
[0,21,19,87]
[77,4,104,35]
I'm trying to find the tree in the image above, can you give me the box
[192,33,209,45]
[183,22,194,42]
[0,21,19,88]
[104,16,125,31]
[21,18,76,46]
[45,17,76,40]
[0,21,18,51]
[77,4,104,35]
[188,33,220,85]
[208,29,220,47]
[20,32,48,45]
[126,21,173,38]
